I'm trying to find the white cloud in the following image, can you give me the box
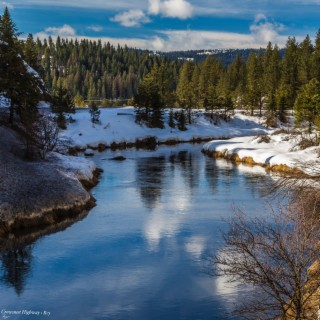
[153,29,288,51]
[44,24,76,37]
[34,14,303,52]
[111,9,150,27]
[148,0,193,19]
[250,14,285,44]
[87,25,103,32]
[0,1,14,9]
[185,236,206,259]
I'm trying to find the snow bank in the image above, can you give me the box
[61,107,268,148]
[203,133,319,175]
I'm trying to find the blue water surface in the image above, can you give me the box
[0,144,275,320]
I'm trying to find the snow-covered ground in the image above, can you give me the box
[0,126,97,224]
[61,107,268,148]
[203,132,319,175]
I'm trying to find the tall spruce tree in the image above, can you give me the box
[0,6,22,123]
[24,33,40,72]
[245,52,263,116]
[134,65,165,128]
[298,35,314,86]
[263,43,281,124]
[0,7,44,128]
[278,37,299,112]
[294,78,320,133]
[312,30,320,81]
[176,61,195,124]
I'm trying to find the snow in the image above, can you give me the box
[23,62,39,78]
[48,152,97,182]
[0,98,50,109]
[0,95,10,108]
[61,107,268,148]
[203,133,319,175]
[38,100,51,109]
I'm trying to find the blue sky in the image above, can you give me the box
[1,0,319,51]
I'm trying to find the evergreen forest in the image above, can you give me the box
[2,6,320,131]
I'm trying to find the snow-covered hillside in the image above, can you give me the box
[61,107,268,148]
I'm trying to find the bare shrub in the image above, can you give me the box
[295,135,319,150]
[256,135,271,143]
[33,114,60,159]
[272,128,299,135]
[211,191,320,320]
[19,114,60,160]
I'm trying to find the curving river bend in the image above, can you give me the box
[0,144,276,320]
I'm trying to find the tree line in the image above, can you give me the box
[2,5,320,136]
[14,10,320,132]
[135,33,320,130]
[20,33,181,106]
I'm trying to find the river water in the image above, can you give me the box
[0,144,275,320]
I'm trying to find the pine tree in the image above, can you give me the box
[52,85,75,128]
[191,64,200,108]
[294,78,320,133]
[24,33,40,72]
[0,7,46,137]
[0,7,23,124]
[134,67,164,128]
[245,52,263,116]
[312,30,320,81]
[176,61,195,124]
[298,35,313,86]
[225,54,246,107]
[279,37,299,112]
[0,7,20,47]
[89,101,100,124]
[263,43,281,118]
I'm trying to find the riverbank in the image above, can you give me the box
[202,132,319,176]
[61,107,268,151]
[0,126,100,237]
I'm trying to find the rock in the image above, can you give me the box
[110,155,126,161]
[84,148,95,156]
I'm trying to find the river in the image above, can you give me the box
[0,144,275,320]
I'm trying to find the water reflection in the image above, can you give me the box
[169,151,200,194]
[0,210,89,296]
[205,158,219,193]
[0,145,277,320]
[136,156,166,209]
[0,245,33,295]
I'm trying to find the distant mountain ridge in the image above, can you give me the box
[154,48,285,65]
